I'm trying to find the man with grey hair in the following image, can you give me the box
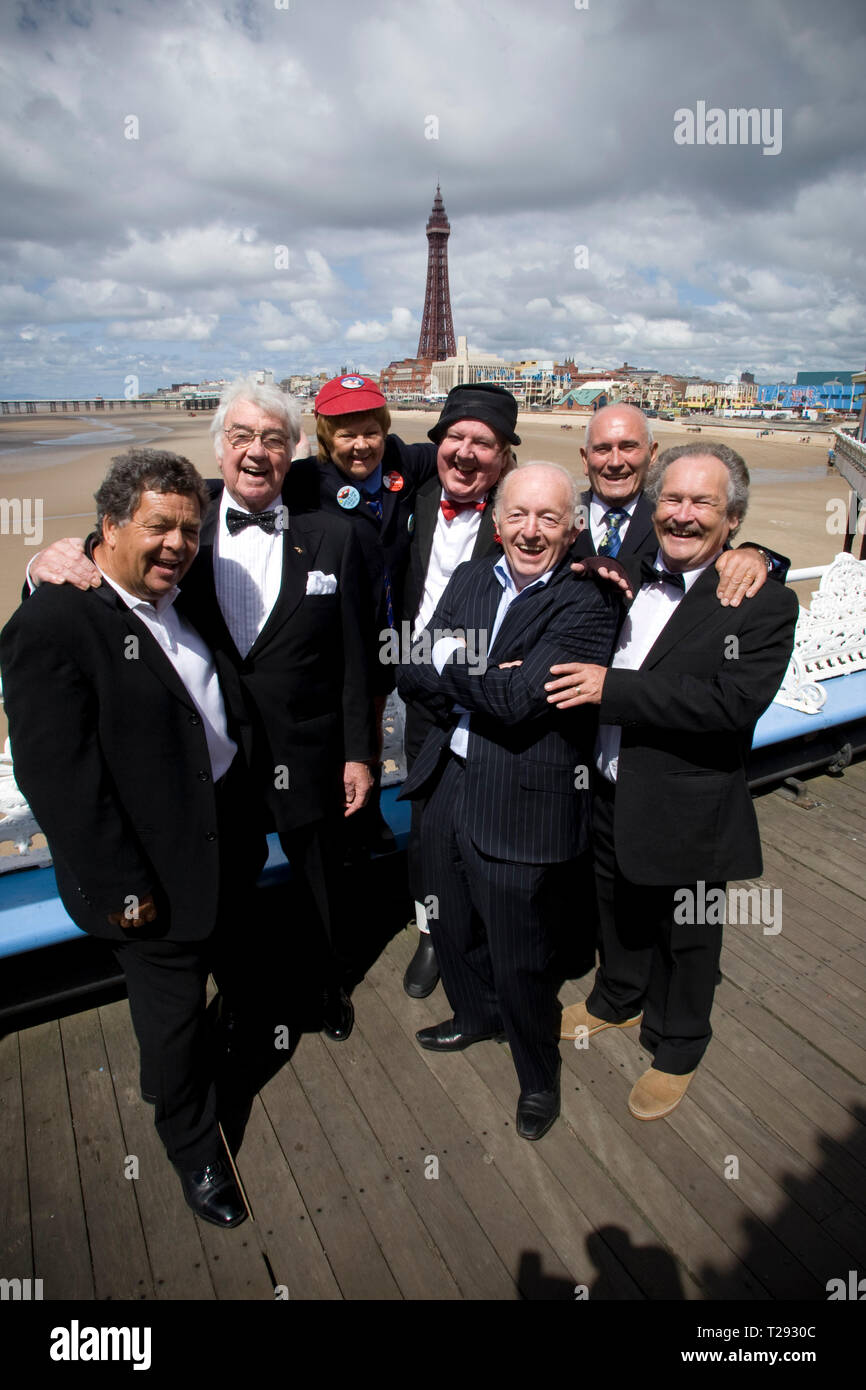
[398,461,620,1140]
[28,376,377,1044]
[2,448,260,1227]
[547,443,798,1121]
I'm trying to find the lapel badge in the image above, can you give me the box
[337,484,361,510]
[407,512,415,534]
[383,471,404,492]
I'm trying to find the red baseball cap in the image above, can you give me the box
[314,374,387,416]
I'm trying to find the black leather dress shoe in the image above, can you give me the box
[516,1083,561,1141]
[416,1019,506,1051]
[176,1158,248,1227]
[403,933,440,998]
[321,987,354,1041]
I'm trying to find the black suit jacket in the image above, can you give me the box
[600,562,798,885]
[401,474,502,626]
[0,582,227,941]
[317,435,437,637]
[178,481,377,832]
[571,489,657,562]
[397,555,619,863]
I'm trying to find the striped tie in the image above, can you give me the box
[598,508,628,558]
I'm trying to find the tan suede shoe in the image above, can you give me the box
[628,1066,696,1120]
[560,1000,642,1042]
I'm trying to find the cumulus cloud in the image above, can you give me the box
[0,0,863,394]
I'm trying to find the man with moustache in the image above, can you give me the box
[547,443,798,1121]
[1,450,258,1226]
[398,462,619,1139]
[574,403,784,599]
[400,383,519,998]
[27,377,376,1043]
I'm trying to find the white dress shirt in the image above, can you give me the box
[98,570,237,782]
[432,554,555,758]
[596,550,716,783]
[413,493,487,638]
[589,493,641,553]
[214,488,284,657]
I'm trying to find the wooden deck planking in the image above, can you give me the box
[327,986,533,1298]
[1,758,865,1300]
[0,1033,32,1285]
[231,1094,343,1301]
[368,936,672,1299]
[288,1031,463,1300]
[19,1021,94,1301]
[58,1007,153,1300]
[97,999,217,1301]
[256,1049,404,1300]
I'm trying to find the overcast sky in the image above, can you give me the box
[1,0,864,396]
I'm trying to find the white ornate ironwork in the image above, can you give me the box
[773,552,866,714]
[0,738,53,871]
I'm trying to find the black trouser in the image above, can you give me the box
[422,755,563,1095]
[586,784,724,1075]
[404,698,437,904]
[113,764,265,1169]
[277,816,349,990]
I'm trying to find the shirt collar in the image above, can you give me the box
[96,566,180,615]
[493,553,557,596]
[359,464,383,496]
[591,492,641,520]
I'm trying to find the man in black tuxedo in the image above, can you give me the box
[573,403,783,596]
[398,462,619,1140]
[400,383,518,998]
[548,442,798,1121]
[27,377,377,1041]
[1,449,258,1227]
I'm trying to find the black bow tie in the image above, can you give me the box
[226,507,280,536]
[640,557,686,592]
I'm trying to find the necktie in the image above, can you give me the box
[597,508,628,558]
[639,557,686,592]
[364,494,394,626]
[226,507,280,536]
[440,498,486,523]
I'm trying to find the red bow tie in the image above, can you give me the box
[440,497,486,522]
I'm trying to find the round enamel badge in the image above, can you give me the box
[407,513,415,534]
[383,471,404,492]
[340,376,366,390]
[337,485,360,509]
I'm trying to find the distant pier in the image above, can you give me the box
[0,397,219,415]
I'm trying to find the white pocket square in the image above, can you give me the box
[305,570,337,595]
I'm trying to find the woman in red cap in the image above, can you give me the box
[314,374,438,853]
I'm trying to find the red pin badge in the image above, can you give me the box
[383,471,404,492]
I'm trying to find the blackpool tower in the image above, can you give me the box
[416,185,456,361]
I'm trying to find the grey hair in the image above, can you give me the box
[584,403,654,449]
[95,448,210,536]
[211,376,302,459]
[493,460,582,525]
[645,441,750,530]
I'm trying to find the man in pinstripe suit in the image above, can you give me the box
[397,462,619,1139]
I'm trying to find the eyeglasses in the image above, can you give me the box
[224,426,289,452]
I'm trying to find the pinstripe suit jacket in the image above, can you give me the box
[397,556,619,863]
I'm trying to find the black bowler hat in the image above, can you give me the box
[428,383,521,447]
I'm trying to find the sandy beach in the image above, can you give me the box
[0,407,848,740]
